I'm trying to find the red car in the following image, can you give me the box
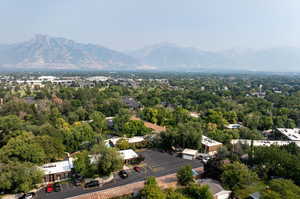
[46,184,54,193]
[134,166,142,173]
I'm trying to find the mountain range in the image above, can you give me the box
[0,35,300,72]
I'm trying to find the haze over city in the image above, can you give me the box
[1,0,299,51]
[2,1,300,199]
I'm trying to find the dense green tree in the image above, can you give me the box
[160,122,202,150]
[63,122,96,152]
[116,139,130,150]
[0,162,43,193]
[89,111,107,133]
[123,120,151,137]
[141,177,166,199]
[261,179,300,199]
[221,161,258,190]
[35,135,65,162]
[166,190,188,199]
[205,109,228,128]
[113,109,131,132]
[141,107,159,124]
[0,115,26,146]
[181,184,213,199]
[0,132,46,164]
[96,146,123,176]
[251,145,300,184]
[177,165,194,186]
[73,150,97,178]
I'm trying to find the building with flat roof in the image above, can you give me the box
[38,76,57,82]
[276,128,300,141]
[119,149,139,164]
[231,139,300,147]
[225,124,243,129]
[182,148,198,160]
[202,136,223,155]
[40,158,74,183]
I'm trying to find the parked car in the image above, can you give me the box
[119,170,129,179]
[72,173,83,186]
[45,184,54,193]
[73,178,82,186]
[197,154,211,164]
[84,180,99,188]
[202,156,211,164]
[134,166,142,173]
[54,183,62,192]
[18,192,36,199]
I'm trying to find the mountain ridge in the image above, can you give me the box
[0,34,139,70]
[0,35,300,72]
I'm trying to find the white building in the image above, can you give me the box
[182,148,198,160]
[119,149,139,163]
[38,76,57,82]
[225,124,243,129]
[86,76,109,82]
[40,158,74,183]
[276,128,300,141]
[231,139,300,147]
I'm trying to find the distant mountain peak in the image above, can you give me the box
[0,36,300,72]
[0,35,139,70]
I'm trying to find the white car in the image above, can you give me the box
[18,192,35,199]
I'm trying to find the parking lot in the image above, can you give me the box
[36,149,203,199]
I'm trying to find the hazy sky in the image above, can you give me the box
[1,0,299,51]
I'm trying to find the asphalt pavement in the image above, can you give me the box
[36,149,203,199]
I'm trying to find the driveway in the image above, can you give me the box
[36,149,203,199]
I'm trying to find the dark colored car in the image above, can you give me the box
[54,183,62,192]
[73,178,82,186]
[134,166,142,173]
[119,170,129,179]
[84,180,99,188]
[18,192,36,199]
[45,184,54,193]
[72,173,83,186]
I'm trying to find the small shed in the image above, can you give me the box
[182,148,198,160]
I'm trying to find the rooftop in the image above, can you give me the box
[131,116,166,133]
[225,124,243,129]
[119,149,139,160]
[128,136,145,144]
[231,139,300,147]
[182,148,198,156]
[197,179,231,196]
[277,128,300,140]
[40,158,74,175]
[202,136,222,147]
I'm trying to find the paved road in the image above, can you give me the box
[36,150,203,199]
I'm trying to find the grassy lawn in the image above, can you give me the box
[235,181,266,199]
